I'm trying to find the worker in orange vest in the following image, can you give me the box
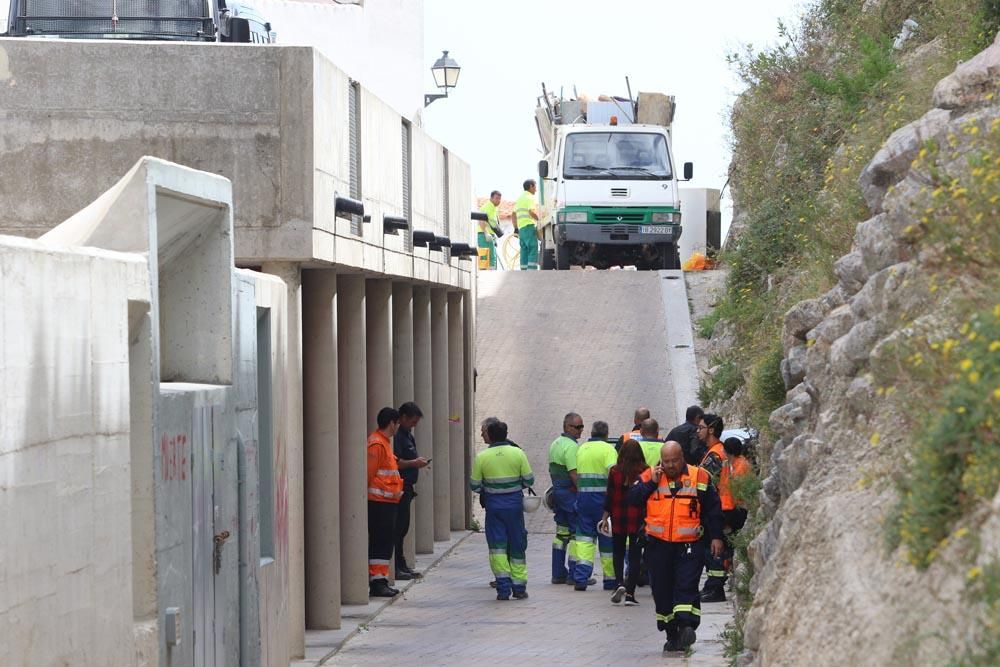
[615,406,650,450]
[628,441,724,654]
[697,414,750,603]
[367,407,405,597]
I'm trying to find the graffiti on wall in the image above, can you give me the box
[161,433,189,481]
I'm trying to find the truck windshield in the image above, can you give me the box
[562,132,672,180]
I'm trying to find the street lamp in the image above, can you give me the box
[424,50,461,107]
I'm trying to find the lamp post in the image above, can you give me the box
[424,50,461,107]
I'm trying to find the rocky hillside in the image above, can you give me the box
[704,3,999,664]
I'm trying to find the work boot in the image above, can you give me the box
[700,587,726,603]
[569,577,596,586]
[399,563,423,578]
[551,577,567,585]
[678,626,697,650]
[489,580,498,588]
[394,570,413,581]
[369,581,399,598]
[512,590,529,600]
[663,629,681,652]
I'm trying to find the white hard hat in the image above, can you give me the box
[522,488,542,513]
[543,486,556,512]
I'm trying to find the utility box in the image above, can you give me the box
[678,188,722,262]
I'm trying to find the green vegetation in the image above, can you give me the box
[697,357,741,405]
[717,0,1000,661]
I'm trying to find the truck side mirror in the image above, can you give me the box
[683,162,694,181]
[538,160,549,179]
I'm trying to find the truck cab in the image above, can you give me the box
[536,93,692,270]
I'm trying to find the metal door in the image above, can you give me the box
[192,405,216,667]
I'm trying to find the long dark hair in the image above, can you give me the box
[618,439,648,486]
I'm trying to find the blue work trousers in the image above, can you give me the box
[551,481,577,581]
[485,506,528,599]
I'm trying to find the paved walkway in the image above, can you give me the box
[330,533,730,665]
[330,271,730,665]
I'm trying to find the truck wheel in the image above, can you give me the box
[661,246,680,270]
[555,242,571,270]
[540,234,555,270]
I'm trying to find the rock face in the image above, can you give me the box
[742,33,1000,665]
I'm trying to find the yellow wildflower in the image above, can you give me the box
[959,358,973,370]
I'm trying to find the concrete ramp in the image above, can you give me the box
[475,270,697,532]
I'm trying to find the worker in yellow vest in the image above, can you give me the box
[478,190,502,270]
[635,418,663,468]
[512,179,540,270]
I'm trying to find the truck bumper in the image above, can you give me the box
[556,222,682,245]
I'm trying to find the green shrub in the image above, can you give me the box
[804,33,896,114]
[749,341,787,433]
[697,310,722,339]
[950,561,1000,666]
[698,358,742,405]
[888,308,1000,568]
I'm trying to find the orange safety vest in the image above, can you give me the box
[730,455,752,508]
[620,429,642,445]
[701,442,735,511]
[367,430,403,503]
[641,464,709,542]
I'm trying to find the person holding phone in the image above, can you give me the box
[393,402,430,580]
[627,441,725,653]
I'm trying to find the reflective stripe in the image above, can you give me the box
[376,469,401,478]
[482,486,524,494]
[676,526,702,536]
[577,487,606,493]
[367,487,403,499]
[707,569,727,577]
[673,603,702,617]
[369,559,391,566]
[578,473,606,479]
[647,524,665,534]
[656,612,675,623]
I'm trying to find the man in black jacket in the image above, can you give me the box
[665,405,706,465]
[393,402,430,579]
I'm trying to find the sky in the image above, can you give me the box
[422,0,807,235]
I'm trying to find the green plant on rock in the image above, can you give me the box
[804,33,896,114]
[698,357,742,406]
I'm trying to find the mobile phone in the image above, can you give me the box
[425,458,432,464]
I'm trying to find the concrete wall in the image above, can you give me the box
[253,0,424,118]
[0,236,148,666]
[0,38,474,291]
[678,187,721,262]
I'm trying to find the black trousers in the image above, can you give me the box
[646,537,704,635]
[368,500,397,584]
[612,532,643,594]
[394,485,415,571]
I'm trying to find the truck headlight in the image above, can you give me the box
[558,211,588,223]
[650,212,678,223]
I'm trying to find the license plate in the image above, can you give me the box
[640,225,671,235]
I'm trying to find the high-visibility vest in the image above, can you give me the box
[514,191,535,229]
[701,442,735,511]
[731,455,752,507]
[480,200,500,237]
[367,430,403,503]
[620,429,642,445]
[633,436,662,468]
[547,434,578,483]
[641,464,709,542]
[575,438,618,493]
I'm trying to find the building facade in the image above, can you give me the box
[0,11,476,663]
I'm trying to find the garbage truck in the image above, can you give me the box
[0,1,274,43]
[535,86,692,270]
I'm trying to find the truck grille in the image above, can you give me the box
[14,0,214,39]
[610,188,629,198]
[594,212,644,223]
[599,225,640,235]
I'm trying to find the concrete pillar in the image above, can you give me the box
[447,292,466,530]
[430,289,451,541]
[391,283,416,567]
[412,286,434,554]
[299,269,340,630]
[337,274,368,604]
[366,279,393,425]
[462,288,476,527]
[263,262,307,649]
